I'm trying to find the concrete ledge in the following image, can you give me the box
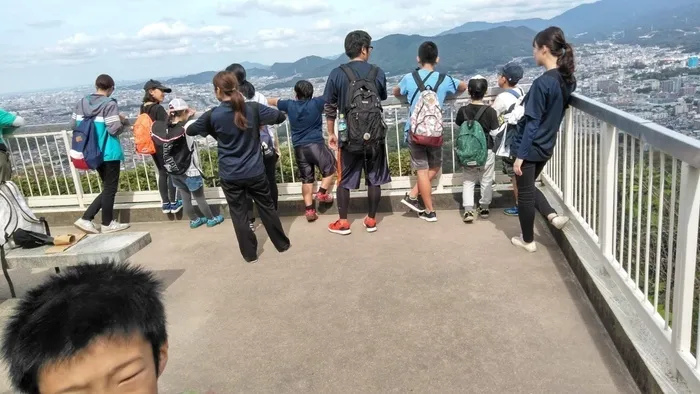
[540,187,690,394]
[36,187,516,226]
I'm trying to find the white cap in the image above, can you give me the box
[168,98,188,112]
[469,74,487,81]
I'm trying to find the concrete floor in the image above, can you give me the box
[0,210,639,393]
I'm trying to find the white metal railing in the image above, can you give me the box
[541,93,700,391]
[6,90,514,209]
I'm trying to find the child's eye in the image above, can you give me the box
[119,368,144,384]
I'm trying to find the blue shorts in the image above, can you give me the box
[338,146,391,190]
[171,174,204,192]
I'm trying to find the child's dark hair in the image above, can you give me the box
[95,74,115,90]
[418,41,438,65]
[1,262,167,394]
[225,63,256,100]
[468,78,488,100]
[213,71,248,129]
[294,80,314,100]
[534,26,576,85]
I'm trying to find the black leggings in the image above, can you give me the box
[152,151,178,204]
[516,160,557,243]
[337,185,381,220]
[248,155,278,222]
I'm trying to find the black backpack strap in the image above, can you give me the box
[340,64,357,83]
[474,105,489,123]
[410,71,435,105]
[249,102,261,132]
[366,65,379,82]
[433,73,446,92]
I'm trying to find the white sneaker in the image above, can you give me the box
[511,236,537,253]
[74,219,99,234]
[101,221,130,234]
[550,215,570,230]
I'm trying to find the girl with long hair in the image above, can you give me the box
[510,26,576,252]
[186,71,290,264]
[226,63,280,232]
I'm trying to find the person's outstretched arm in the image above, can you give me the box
[267,98,280,107]
[186,109,214,138]
[258,104,287,125]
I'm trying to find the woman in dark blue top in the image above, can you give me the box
[187,71,290,263]
[510,26,576,252]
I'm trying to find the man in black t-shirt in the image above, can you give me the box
[323,30,390,235]
[455,76,499,223]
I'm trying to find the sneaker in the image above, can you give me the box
[101,221,130,234]
[511,236,537,252]
[207,215,225,227]
[161,203,172,214]
[171,200,184,214]
[550,215,570,230]
[190,217,207,229]
[478,207,490,219]
[400,193,425,213]
[249,220,260,232]
[314,192,334,204]
[363,216,378,233]
[504,206,519,216]
[463,211,475,223]
[328,219,351,235]
[305,208,319,222]
[74,218,99,234]
[419,211,438,222]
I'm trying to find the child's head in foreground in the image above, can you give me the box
[1,262,167,394]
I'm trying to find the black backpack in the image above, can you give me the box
[151,123,192,176]
[340,64,387,154]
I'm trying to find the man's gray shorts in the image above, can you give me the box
[409,142,443,170]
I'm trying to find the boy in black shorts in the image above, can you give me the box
[268,80,336,222]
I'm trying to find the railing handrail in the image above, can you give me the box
[13,91,700,169]
[570,93,700,169]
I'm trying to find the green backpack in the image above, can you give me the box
[455,106,488,167]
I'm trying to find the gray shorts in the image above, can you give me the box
[0,150,12,182]
[502,156,515,177]
[409,142,443,170]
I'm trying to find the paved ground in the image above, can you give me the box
[0,210,639,393]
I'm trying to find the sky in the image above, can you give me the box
[0,0,596,93]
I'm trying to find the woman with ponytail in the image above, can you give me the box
[186,71,290,263]
[226,63,280,232]
[510,26,576,253]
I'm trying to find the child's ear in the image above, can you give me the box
[157,341,169,377]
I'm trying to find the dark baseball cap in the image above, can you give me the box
[499,63,524,85]
[143,79,172,93]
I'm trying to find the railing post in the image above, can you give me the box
[671,163,700,369]
[598,123,617,261]
[61,130,85,208]
[562,108,575,207]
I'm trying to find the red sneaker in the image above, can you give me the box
[315,192,334,204]
[328,219,351,235]
[305,208,318,222]
[363,216,377,233]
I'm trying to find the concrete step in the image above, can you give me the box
[35,187,515,227]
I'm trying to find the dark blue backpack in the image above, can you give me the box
[69,115,107,170]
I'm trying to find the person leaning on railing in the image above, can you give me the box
[509,26,576,253]
[0,108,25,182]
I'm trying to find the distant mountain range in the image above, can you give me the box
[130,0,700,90]
[439,0,698,43]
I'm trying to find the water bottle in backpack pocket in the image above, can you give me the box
[340,64,387,154]
[455,106,488,167]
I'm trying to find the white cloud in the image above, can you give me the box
[136,21,231,40]
[218,0,329,16]
[313,19,332,31]
[257,28,296,41]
